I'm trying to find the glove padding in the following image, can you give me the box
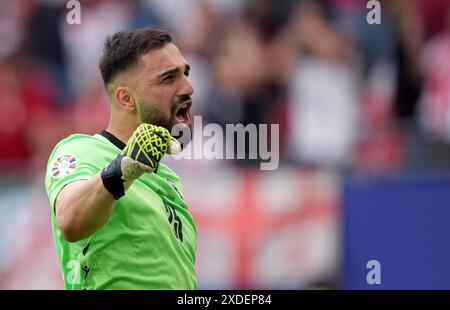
[101,124,181,199]
[120,123,181,180]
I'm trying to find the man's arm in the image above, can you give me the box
[53,123,181,243]
[55,174,115,243]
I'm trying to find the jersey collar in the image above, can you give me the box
[99,130,126,150]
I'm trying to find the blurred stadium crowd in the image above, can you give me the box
[1,0,450,289]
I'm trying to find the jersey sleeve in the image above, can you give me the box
[45,136,100,212]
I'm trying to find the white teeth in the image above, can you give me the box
[175,101,191,123]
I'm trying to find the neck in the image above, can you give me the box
[106,115,139,144]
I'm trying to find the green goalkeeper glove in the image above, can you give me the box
[101,123,181,199]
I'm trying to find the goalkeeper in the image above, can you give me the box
[44,28,196,290]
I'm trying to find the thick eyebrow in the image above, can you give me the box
[158,63,190,79]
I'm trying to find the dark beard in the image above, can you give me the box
[137,100,192,148]
[138,101,173,131]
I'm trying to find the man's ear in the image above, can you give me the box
[114,86,136,112]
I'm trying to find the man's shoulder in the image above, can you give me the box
[56,133,103,147]
[52,133,107,153]
[47,133,109,164]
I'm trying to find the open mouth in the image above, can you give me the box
[175,100,192,126]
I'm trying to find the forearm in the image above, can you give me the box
[54,124,180,243]
[56,173,116,242]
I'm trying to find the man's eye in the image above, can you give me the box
[163,75,175,82]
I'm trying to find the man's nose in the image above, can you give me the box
[178,75,194,97]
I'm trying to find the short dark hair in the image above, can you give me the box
[99,28,172,85]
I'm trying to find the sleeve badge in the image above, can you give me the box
[52,155,77,178]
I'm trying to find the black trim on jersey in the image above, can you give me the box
[99,130,126,150]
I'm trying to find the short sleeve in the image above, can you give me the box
[45,136,99,211]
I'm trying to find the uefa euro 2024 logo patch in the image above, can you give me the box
[52,155,77,178]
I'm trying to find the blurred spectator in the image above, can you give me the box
[418,6,450,142]
[286,0,359,168]
[60,0,133,97]
[0,46,67,174]
[26,1,69,102]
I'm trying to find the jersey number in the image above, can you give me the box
[164,202,183,242]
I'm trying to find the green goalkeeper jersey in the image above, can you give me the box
[44,132,197,290]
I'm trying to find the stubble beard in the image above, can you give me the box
[137,100,192,147]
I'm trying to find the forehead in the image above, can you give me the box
[139,43,188,76]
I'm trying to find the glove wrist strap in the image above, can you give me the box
[101,155,125,200]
